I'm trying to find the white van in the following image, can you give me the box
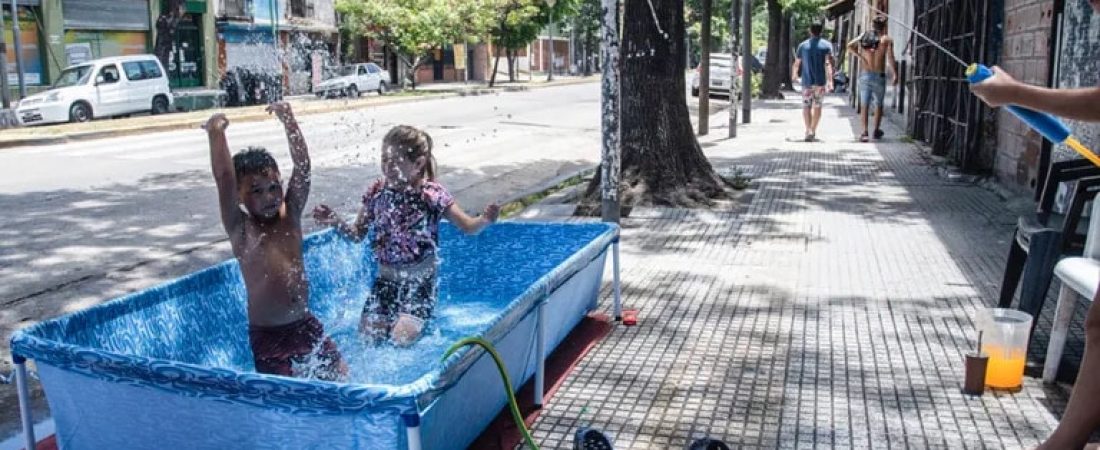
[15,54,173,126]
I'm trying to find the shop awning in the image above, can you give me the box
[822,0,854,19]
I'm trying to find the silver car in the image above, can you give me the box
[691,53,743,99]
[315,62,390,98]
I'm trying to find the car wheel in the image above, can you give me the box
[151,96,169,115]
[316,91,325,98]
[69,102,92,123]
[346,85,359,98]
[378,82,387,96]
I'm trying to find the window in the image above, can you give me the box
[122,62,145,81]
[366,63,381,74]
[53,65,93,88]
[140,61,163,79]
[290,0,306,17]
[223,0,249,18]
[358,65,368,75]
[98,65,120,84]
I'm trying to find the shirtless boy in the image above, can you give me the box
[205,102,347,381]
[847,16,899,142]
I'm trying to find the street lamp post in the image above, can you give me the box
[10,0,24,99]
[546,0,556,81]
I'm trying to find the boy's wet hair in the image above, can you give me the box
[383,125,437,180]
[872,16,887,31]
[233,146,279,182]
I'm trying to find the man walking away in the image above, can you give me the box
[792,22,835,142]
[848,17,898,142]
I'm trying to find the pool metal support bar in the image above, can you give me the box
[535,302,547,407]
[405,413,423,450]
[14,355,35,450]
[613,238,622,320]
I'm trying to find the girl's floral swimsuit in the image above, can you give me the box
[361,180,455,332]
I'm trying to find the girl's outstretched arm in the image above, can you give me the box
[446,202,500,235]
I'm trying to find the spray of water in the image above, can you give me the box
[866,5,968,68]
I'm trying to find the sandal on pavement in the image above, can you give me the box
[873,128,884,140]
[859,132,869,143]
[575,427,614,450]
[687,438,731,450]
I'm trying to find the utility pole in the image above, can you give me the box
[0,4,10,109]
[698,0,711,135]
[741,0,751,124]
[599,0,620,224]
[729,0,740,138]
[546,0,557,81]
[10,0,23,99]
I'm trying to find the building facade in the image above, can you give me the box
[1,0,220,98]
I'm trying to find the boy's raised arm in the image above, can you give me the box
[205,113,243,237]
[268,102,311,218]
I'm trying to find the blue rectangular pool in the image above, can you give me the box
[10,221,619,450]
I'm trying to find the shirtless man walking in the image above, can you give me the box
[847,17,898,142]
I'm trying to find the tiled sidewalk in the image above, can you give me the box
[526,96,1087,448]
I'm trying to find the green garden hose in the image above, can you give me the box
[442,337,540,450]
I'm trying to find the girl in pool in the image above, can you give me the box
[313,125,500,346]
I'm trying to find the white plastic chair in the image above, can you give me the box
[1044,200,1100,383]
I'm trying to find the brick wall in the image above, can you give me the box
[531,39,570,73]
[995,0,1053,194]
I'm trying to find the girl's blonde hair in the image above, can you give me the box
[383,125,436,181]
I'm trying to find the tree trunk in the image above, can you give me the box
[581,0,728,209]
[490,45,501,87]
[153,0,185,73]
[507,49,516,82]
[698,0,711,135]
[401,55,420,90]
[760,0,784,99]
[779,12,792,91]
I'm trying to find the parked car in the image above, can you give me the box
[315,63,390,98]
[220,67,283,107]
[15,54,172,126]
[692,53,743,99]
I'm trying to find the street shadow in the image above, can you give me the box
[547,98,1081,445]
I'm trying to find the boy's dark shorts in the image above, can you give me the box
[249,313,347,381]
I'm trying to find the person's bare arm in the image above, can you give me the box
[886,38,899,85]
[205,114,244,239]
[826,53,836,90]
[268,102,311,218]
[792,57,802,85]
[314,204,370,241]
[445,202,500,235]
[847,38,871,67]
[969,66,1100,122]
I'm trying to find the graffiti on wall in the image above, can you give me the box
[4,10,42,85]
[1057,2,1100,160]
[64,30,148,61]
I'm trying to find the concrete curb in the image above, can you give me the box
[0,78,598,149]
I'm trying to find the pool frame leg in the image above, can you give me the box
[613,239,622,321]
[14,355,35,450]
[403,413,422,450]
[535,301,546,407]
